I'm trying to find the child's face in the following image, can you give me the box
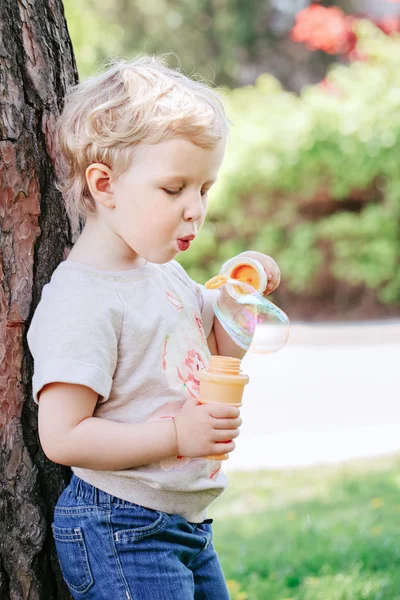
[107,137,226,264]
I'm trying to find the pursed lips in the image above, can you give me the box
[177,235,196,251]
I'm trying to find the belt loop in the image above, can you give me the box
[76,476,82,498]
[93,484,99,505]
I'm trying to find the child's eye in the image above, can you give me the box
[163,188,209,197]
[163,188,182,195]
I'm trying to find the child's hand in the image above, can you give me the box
[235,250,281,295]
[173,398,242,458]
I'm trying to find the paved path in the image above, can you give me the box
[224,321,400,471]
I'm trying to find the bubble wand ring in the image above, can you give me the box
[205,273,290,354]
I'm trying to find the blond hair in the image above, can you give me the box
[56,56,229,219]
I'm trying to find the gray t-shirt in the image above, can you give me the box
[27,259,227,522]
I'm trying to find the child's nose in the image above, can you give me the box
[183,193,205,222]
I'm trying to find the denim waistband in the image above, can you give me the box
[69,474,140,507]
[68,475,213,525]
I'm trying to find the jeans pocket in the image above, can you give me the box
[52,524,94,594]
[112,505,169,543]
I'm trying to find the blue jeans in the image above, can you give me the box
[52,475,230,599]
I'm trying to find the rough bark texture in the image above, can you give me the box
[0,1,78,598]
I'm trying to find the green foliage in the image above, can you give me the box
[63,0,277,84]
[63,0,123,79]
[210,454,400,599]
[181,22,400,307]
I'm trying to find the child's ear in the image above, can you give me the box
[86,163,115,209]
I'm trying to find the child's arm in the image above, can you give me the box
[211,317,247,359]
[212,251,281,358]
[38,382,241,469]
[207,317,246,358]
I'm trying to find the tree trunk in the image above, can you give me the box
[0,1,78,598]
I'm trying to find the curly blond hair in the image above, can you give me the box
[56,55,229,219]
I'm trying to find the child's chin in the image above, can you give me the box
[147,250,179,264]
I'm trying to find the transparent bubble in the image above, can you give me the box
[208,276,290,354]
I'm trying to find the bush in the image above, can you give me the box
[179,22,400,316]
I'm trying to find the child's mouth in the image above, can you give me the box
[177,235,195,251]
[177,239,191,251]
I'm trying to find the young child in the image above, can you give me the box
[27,56,281,600]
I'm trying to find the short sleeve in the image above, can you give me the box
[27,270,124,404]
[168,261,217,338]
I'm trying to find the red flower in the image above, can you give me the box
[319,78,343,97]
[291,5,356,55]
[375,16,400,35]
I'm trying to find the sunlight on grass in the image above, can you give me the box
[210,454,400,600]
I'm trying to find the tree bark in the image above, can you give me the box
[0,1,78,598]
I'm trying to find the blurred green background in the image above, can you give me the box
[63,0,400,322]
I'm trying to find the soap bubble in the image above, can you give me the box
[209,277,290,353]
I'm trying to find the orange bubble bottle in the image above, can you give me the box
[198,356,249,461]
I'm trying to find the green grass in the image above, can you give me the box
[209,454,400,600]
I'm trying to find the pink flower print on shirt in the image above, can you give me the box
[195,315,207,346]
[162,327,208,401]
[166,289,183,311]
[162,336,169,370]
[209,465,222,480]
[176,348,207,399]
[160,454,191,471]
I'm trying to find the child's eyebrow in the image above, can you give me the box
[157,175,216,185]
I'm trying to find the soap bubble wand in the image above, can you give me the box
[197,259,290,460]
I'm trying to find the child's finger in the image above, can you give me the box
[208,404,241,419]
[213,429,240,442]
[210,440,236,454]
[265,276,275,293]
[213,417,242,429]
[265,271,281,293]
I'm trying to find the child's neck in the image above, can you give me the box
[67,216,146,272]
